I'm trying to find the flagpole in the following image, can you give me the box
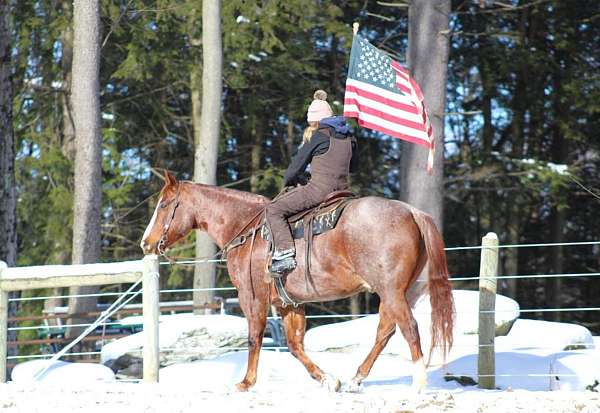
[353,22,359,35]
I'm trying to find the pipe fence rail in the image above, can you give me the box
[1,235,598,389]
[0,255,161,383]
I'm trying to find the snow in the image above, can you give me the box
[101,313,247,363]
[304,290,520,359]
[153,310,599,393]
[547,162,569,175]
[519,158,569,175]
[550,351,600,391]
[11,360,115,383]
[497,318,594,351]
[157,344,600,393]
[0,383,599,413]
[248,53,262,62]
[4,293,600,412]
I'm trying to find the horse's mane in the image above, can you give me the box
[182,180,270,207]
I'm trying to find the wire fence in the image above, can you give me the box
[5,239,599,381]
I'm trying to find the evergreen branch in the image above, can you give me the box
[377,1,409,8]
[454,0,550,15]
[101,85,175,107]
[102,0,136,49]
[110,191,160,225]
[366,12,397,22]
[568,174,600,202]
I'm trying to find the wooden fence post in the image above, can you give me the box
[478,232,499,389]
[0,261,8,383]
[142,254,160,382]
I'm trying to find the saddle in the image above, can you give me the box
[260,190,355,242]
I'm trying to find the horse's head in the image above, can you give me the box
[140,171,194,255]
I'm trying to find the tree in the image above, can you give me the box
[400,0,451,231]
[67,0,103,337]
[0,0,19,361]
[0,0,17,268]
[60,0,76,161]
[193,0,223,311]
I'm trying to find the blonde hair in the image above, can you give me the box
[302,121,319,143]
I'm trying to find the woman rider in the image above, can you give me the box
[266,90,358,275]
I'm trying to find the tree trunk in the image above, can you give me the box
[193,0,222,312]
[502,5,529,300]
[401,0,451,231]
[286,109,294,162]
[547,112,567,322]
[548,205,565,322]
[546,29,568,321]
[60,0,76,161]
[0,1,19,365]
[68,0,103,339]
[250,116,263,193]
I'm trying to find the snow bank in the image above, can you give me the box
[304,290,520,356]
[550,351,600,391]
[11,360,115,383]
[159,344,600,392]
[500,319,595,351]
[440,290,520,336]
[101,313,247,364]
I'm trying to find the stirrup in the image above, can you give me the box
[269,256,297,276]
[272,248,295,260]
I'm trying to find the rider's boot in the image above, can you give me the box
[269,248,297,275]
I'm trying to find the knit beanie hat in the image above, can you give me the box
[307,90,333,122]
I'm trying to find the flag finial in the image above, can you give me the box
[353,22,359,35]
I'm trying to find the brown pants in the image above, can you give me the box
[265,182,332,252]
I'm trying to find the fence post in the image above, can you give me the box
[478,232,498,389]
[0,261,7,383]
[142,254,160,382]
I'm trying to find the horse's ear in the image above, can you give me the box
[164,170,178,188]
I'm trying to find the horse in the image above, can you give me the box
[141,171,454,392]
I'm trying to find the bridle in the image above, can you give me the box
[156,188,181,262]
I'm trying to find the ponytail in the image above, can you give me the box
[302,121,319,143]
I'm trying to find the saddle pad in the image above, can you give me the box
[261,198,353,242]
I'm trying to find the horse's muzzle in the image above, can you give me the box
[140,240,155,254]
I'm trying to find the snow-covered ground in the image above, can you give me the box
[3,290,600,412]
[1,380,599,413]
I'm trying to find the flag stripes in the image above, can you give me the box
[343,33,434,170]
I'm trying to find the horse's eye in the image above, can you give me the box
[159,202,167,209]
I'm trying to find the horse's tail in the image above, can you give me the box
[411,208,454,365]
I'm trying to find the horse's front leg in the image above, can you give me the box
[235,286,269,392]
[279,305,341,392]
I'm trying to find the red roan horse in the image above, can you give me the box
[141,171,453,392]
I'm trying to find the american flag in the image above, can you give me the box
[343,34,434,171]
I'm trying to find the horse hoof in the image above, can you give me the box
[411,376,427,394]
[321,374,341,392]
[344,378,363,393]
[235,382,250,392]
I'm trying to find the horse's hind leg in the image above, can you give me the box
[390,296,427,392]
[350,296,426,392]
[347,303,396,392]
[279,305,341,392]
